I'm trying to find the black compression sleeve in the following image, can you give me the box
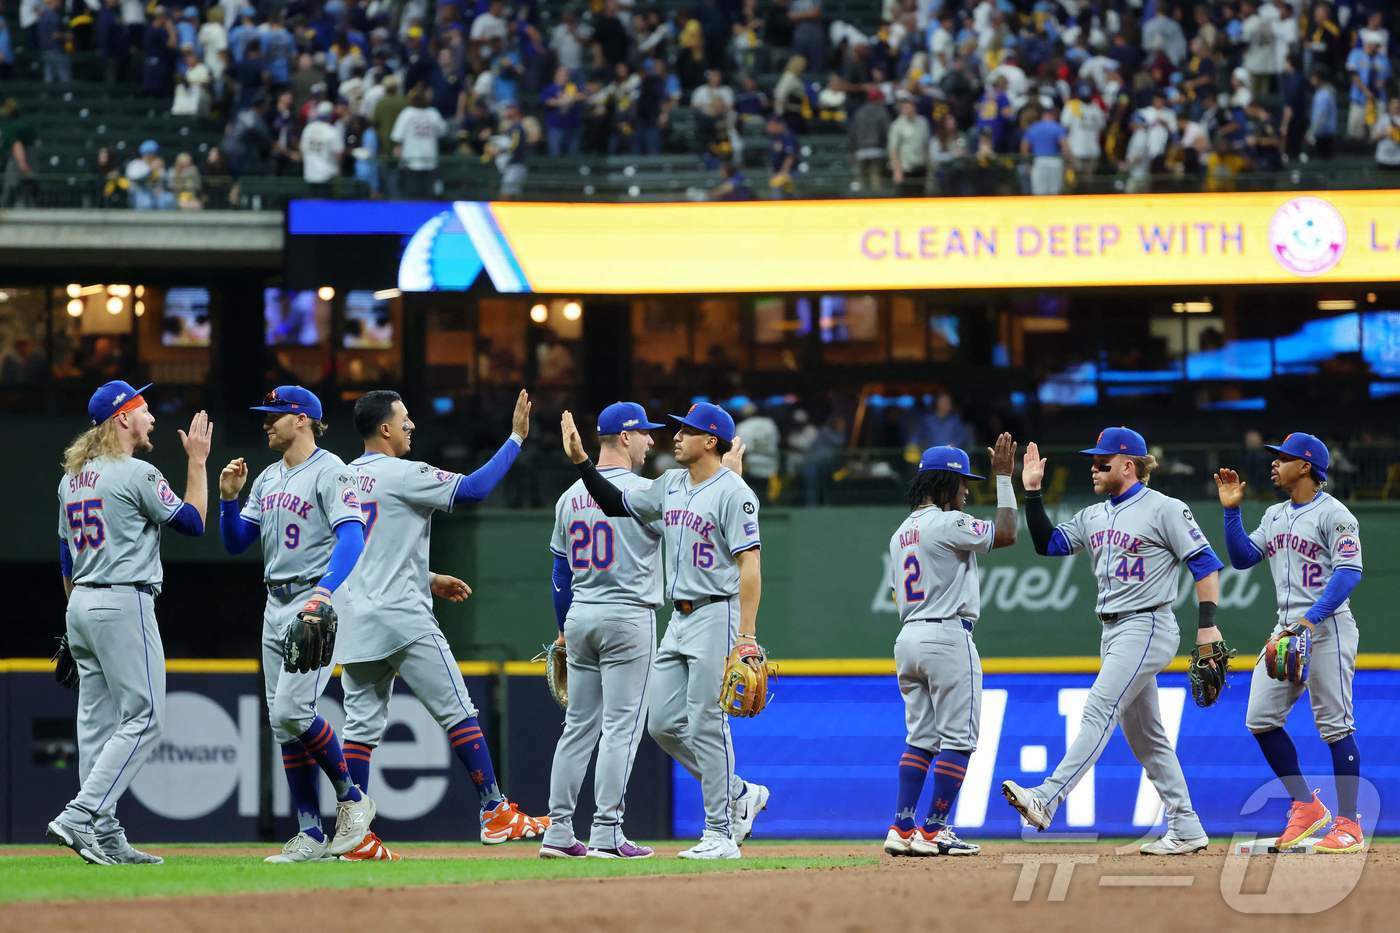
[575,458,630,517]
[1025,491,1054,555]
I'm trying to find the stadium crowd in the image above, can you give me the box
[1,0,1396,206]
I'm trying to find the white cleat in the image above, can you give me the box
[1140,833,1209,855]
[911,825,980,856]
[265,831,333,863]
[883,826,916,856]
[329,794,377,856]
[1001,781,1051,831]
[677,832,742,860]
[731,782,770,845]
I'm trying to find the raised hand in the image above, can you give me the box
[511,389,532,439]
[560,411,587,464]
[430,574,473,603]
[722,435,746,476]
[179,411,213,465]
[219,457,248,500]
[988,432,1017,476]
[1022,441,1047,491]
[1214,468,1246,509]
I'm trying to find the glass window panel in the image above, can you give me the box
[138,286,211,385]
[889,298,927,362]
[0,287,49,385]
[52,285,136,383]
[633,300,692,389]
[477,298,527,385]
[817,295,884,365]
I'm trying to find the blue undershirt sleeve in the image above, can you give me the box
[1045,528,1073,557]
[551,554,574,632]
[454,438,522,505]
[316,521,365,594]
[1187,546,1226,581]
[1222,507,1263,569]
[166,502,205,537]
[59,539,72,578]
[219,500,259,554]
[1305,567,1363,624]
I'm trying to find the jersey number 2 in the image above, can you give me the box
[569,520,615,570]
[903,554,925,601]
[66,499,105,552]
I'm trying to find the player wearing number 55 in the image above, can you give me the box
[217,386,375,863]
[50,381,212,865]
[560,402,769,860]
[1002,427,1231,855]
[1216,433,1366,854]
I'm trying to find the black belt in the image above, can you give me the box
[907,617,975,633]
[673,595,731,615]
[1098,604,1168,624]
[266,578,318,601]
[77,582,157,596]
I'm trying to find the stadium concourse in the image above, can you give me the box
[1,1,1395,208]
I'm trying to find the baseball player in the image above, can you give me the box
[1002,427,1227,854]
[337,388,548,856]
[883,436,1018,858]
[217,385,374,863]
[1215,433,1365,853]
[48,381,211,865]
[560,402,769,860]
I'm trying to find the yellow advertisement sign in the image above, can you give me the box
[489,191,1400,294]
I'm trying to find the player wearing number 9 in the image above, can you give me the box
[883,437,1018,858]
[1004,427,1227,855]
[1216,433,1366,854]
[217,386,376,863]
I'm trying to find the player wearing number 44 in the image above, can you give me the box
[1002,428,1229,855]
[1216,433,1366,854]
[883,436,1019,859]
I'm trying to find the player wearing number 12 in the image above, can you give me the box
[883,436,1018,858]
[1003,427,1230,854]
[1216,433,1366,854]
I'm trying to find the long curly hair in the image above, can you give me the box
[906,469,965,511]
[62,420,125,475]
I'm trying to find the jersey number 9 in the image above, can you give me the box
[569,520,615,570]
[284,523,301,550]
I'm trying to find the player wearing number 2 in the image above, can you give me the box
[883,435,1018,858]
[1003,427,1227,854]
[1216,433,1365,854]
[218,386,374,863]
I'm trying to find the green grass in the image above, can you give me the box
[0,847,876,904]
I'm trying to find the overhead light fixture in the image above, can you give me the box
[1317,299,1356,311]
[1171,300,1213,314]
[66,283,82,298]
[134,301,145,317]
[373,288,401,300]
[135,285,145,298]
[66,299,84,317]
[317,286,335,301]
[106,296,124,314]
[109,284,131,298]
[562,301,582,321]
[529,304,548,323]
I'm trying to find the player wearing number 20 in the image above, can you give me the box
[883,436,1019,859]
[1216,433,1366,854]
[1003,427,1227,855]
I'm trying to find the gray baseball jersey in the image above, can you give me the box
[1245,493,1363,622]
[1056,485,1212,614]
[888,507,995,623]
[58,456,184,586]
[621,467,760,601]
[241,448,365,581]
[551,468,664,608]
[337,453,473,663]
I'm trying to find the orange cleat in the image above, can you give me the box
[480,799,551,845]
[1276,789,1331,848]
[338,832,402,862]
[1314,817,1365,854]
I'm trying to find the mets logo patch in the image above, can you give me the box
[1335,535,1360,559]
[970,519,991,536]
[342,488,362,509]
[435,469,455,483]
[157,479,179,507]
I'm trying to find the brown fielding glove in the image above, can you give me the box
[283,600,338,674]
[718,641,776,718]
[53,634,79,689]
[531,642,568,710]
[1188,638,1237,708]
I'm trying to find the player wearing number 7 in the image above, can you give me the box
[1216,433,1366,854]
[1002,427,1228,854]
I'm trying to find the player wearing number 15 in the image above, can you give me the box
[49,381,212,865]
[1003,428,1228,855]
[883,436,1018,859]
[1216,433,1366,854]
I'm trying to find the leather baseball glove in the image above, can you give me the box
[531,641,568,710]
[52,633,79,690]
[718,641,776,718]
[1263,623,1312,684]
[283,599,337,674]
[1188,637,1237,708]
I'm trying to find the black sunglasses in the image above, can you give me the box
[1091,458,1116,472]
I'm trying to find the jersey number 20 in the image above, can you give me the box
[570,520,615,570]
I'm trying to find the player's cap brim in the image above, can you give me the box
[1079,446,1147,456]
[668,413,726,438]
[1262,445,1293,457]
[921,466,985,480]
[131,382,154,397]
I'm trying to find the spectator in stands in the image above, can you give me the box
[541,66,583,158]
[392,87,447,198]
[1279,52,1309,161]
[975,75,1014,152]
[1245,99,1283,170]
[1204,134,1248,191]
[735,402,780,504]
[850,87,891,193]
[169,151,203,208]
[0,336,45,384]
[1345,34,1390,142]
[269,90,301,175]
[1061,84,1105,176]
[198,6,226,70]
[222,95,272,177]
[261,13,295,89]
[0,98,37,208]
[709,160,753,201]
[38,0,70,84]
[372,74,406,152]
[1143,3,1188,67]
[766,113,798,198]
[888,94,930,196]
[593,0,630,70]
[790,0,824,73]
[1122,113,1152,192]
[910,391,971,452]
[929,112,969,195]
[800,412,847,506]
[691,69,734,116]
[202,145,232,206]
[1374,97,1400,173]
[96,146,128,207]
[142,7,179,98]
[1022,105,1068,195]
[492,101,528,199]
[95,0,128,85]
[301,101,344,195]
[1241,0,1280,98]
[227,6,257,64]
[344,115,379,195]
[773,54,809,132]
[127,139,177,210]
[1307,67,1338,158]
[1303,3,1346,76]
[551,8,589,78]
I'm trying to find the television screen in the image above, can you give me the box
[160,287,212,347]
[344,291,394,349]
[264,288,328,346]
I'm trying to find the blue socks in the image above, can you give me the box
[926,750,971,830]
[297,716,362,803]
[894,746,933,831]
[281,742,323,838]
[1253,728,1311,803]
[449,718,503,810]
[1328,734,1361,819]
[343,740,374,793]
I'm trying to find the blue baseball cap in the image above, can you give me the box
[88,380,153,425]
[1266,432,1329,481]
[597,401,665,435]
[917,445,984,480]
[250,385,323,421]
[669,402,735,443]
[1081,426,1148,457]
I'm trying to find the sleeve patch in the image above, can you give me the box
[743,521,758,537]
[435,469,455,483]
[971,519,991,537]
[157,479,179,507]
[1335,535,1360,559]
[342,488,362,509]
[742,501,756,514]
